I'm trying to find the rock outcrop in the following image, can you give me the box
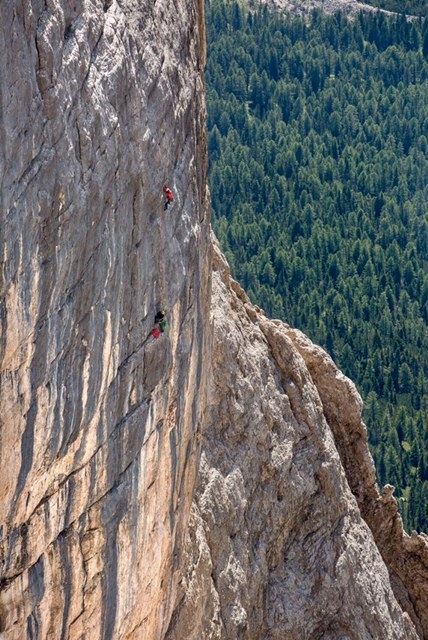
[166,243,428,640]
[1,1,428,640]
[261,0,395,18]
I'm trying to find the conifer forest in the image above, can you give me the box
[206,0,428,532]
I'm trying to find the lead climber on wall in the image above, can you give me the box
[163,185,174,210]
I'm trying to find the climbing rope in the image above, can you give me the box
[157,211,166,308]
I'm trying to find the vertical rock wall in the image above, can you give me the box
[1,1,428,640]
[0,1,209,638]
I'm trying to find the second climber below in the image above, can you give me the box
[151,310,168,339]
[163,185,174,210]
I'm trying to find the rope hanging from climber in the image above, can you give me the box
[150,186,174,339]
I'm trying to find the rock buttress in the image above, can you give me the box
[166,242,428,640]
[0,1,210,638]
[286,327,428,639]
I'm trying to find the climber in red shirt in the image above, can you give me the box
[163,185,174,210]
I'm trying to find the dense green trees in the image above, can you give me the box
[367,0,428,17]
[206,0,428,532]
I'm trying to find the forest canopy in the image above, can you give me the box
[206,0,428,532]
[367,0,428,17]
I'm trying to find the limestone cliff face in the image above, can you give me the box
[166,243,428,640]
[1,2,428,640]
[1,1,209,638]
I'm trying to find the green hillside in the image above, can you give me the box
[206,0,428,532]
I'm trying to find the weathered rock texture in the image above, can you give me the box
[1,1,209,638]
[166,243,428,640]
[1,1,428,640]
[287,324,428,639]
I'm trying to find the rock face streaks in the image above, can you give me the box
[1,1,428,640]
[1,1,209,638]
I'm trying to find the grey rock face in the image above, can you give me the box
[1,1,209,638]
[1,1,428,640]
[166,244,427,640]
